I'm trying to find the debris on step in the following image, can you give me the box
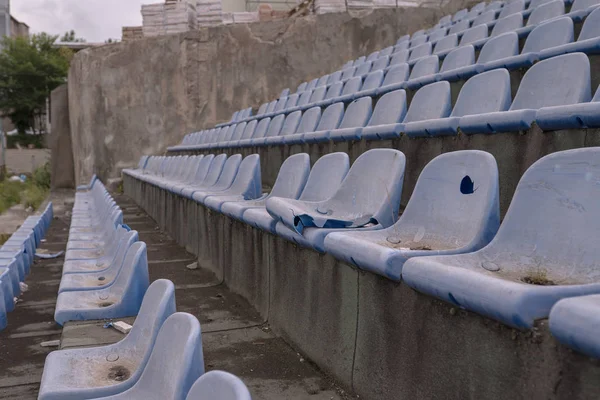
[40,340,61,347]
[112,321,133,334]
[186,262,199,270]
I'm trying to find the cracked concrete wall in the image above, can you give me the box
[67,7,441,185]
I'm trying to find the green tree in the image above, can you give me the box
[60,30,86,43]
[0,33,71,133]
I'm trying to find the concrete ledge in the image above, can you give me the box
[167,128,600,216]
[123,165,600,400]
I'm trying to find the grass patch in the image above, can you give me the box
[0,233,10,245]
[0,162,50,214]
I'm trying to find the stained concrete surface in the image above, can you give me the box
[0,196,68,399]
[0,190,351,399]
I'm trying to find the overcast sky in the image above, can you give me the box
[11,0,151,43]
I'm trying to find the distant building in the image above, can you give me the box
[0,0,29,39]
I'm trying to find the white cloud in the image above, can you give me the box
[10,0,151,42]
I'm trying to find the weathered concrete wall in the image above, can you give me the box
[68,7,441,185]
[50,84,75,189]
[5,149,50,175]
[123,173,600,400]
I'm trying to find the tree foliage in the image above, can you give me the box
[60,30,86,43]
[0,33,71,133]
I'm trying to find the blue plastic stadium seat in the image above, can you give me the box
[306,78,318,91]
[377,63,410,95]
[185,371,251,400]
[179,155,227,199]
[268,149,406,252]
[355,61,373,76]
[535,85,600,130]
[428,27,448,44]
[315,81,344,107]
[433,34,458,57]
[485,0,503,11]
[539,7,600,59]
[169,155,214,195]
[408,42,432,65]
[498,0,525,19]
[328,70,343,83]
[354,70,385,98]
[307,86,325,105]
[490,13,523,37]
[549,295,600,359]
[54,242,150,325]
[243,153,350,233]
[199,154,262,211]
[523,0,553,16]
[328,97,373,142]
[565,0,600,20]
[0,267,14,313]
[397,34,410,44]
[453,8,469,21]
[296,82,307,93]
[401,81,452,137]
[411,69,511,136]
[90,313,204,399]
[516,0,565,36]
[475,31,519,70]
[256,103,268,116]
[372,56,390,71]
[436,45,479,81]
[264,111,302,145]
[403,148,600,330]
[39,280,176,400]
[249,114,284,146]
[438,15,452,26]
[461,52,591,133]
[405,55,440,90]
[185,155,241,201]
[409,35,427,48]
[283,107,322,145]
[325,150,500,281]
[485,17,574,71]
[280,88,290,97]
[459,23,489,48]
[449,20,471,35]
[472,10,497,26]
[361,90,408,141]
[220,153,310,220]
[335,76,363,103]
[238,118,270,147]
[379,46,394,58]
[340,67,356,81]
[394,41,409,54]
[388,49,409,68]
[316,74,330,87]
[292,102,344,144]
